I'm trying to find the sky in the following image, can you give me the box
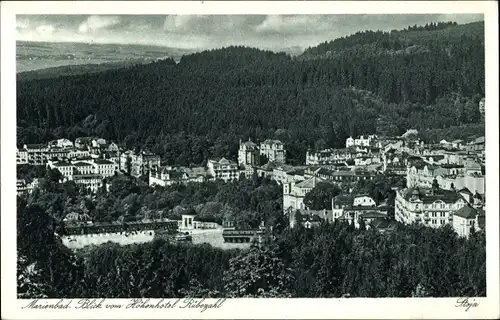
[16,14,484,50]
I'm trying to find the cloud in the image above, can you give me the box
[78,15,121,33]
[164,15,264,35]
[35,24,55,36]
[16,14,484,50]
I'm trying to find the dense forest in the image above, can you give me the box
[18,167,485,298]
[17,21,484,165]
[18,190,486,298]
[16,21,487,298]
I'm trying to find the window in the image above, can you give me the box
[440,212,446,217]
[432,219,437,224]
[440,220,445,225]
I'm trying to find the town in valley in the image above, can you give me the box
[14,15,487,299]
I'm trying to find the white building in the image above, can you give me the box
[72,161,94,175]
[346,135,379,149]
[353,195,376,207]
[149,166,207,187]
[283,176,327,213]
[68,174,103,193]
[92,159,118,178]
[16,148,28,164]
[238,139,260,168]
[22,144,50,165]
[51,138,74,148]
[120,150,161,177]
[48,161,75,178]
[452,206,485,238]
[395,185,467,228]
[179,213,220,232]
[305,148,354,165]
[207,158,239,182]
[17,179,39,194]
[260,139,286,164]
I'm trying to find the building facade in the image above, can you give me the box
[207,158,239,182]
[238,139,260,168]
[395,184,467,228]
[260,139,286,163]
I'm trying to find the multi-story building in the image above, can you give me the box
[305,148,354,165]
[69,174,103,193]
[68,148,91,159]
[74,137,95,149]
[272,165,300,184]
[92,159,118,178]
[149,166,207,187]
[395,182,467,228]
[48,161,75,178]
[17,179,39,194]
[22,144,49,165]
[260,139,286,164]
[120,150,161,177]
[303,167,376,185]
[406,163,447,188]
[452,205,485,238]
[238,139,260,168]
[49,138,74,148]
[283,176,327,213]
[45,147,71,162]
[346,135,380,149]
[70,161,94,175]
[207,158,239,182]
[353,195,376,207]
[16,148,28,165]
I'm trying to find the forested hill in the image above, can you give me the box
[17,22,484,166]
[301,21,484,58]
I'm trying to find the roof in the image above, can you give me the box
[441,164,464,169]
[454,206,478,219]
[73,162,93,167]
[259,161,279,171]
[93,159,114,165]
[401,187,463,204]
[359,211,388,219]
[165,170,187,179]
[333,195,354,205]
[25,144,47,149]
[72,174,102,179]
[295,176,327,189]
[241,140,258,149]
[52,162,73,167]
[370,218,397,230]
[262,139,283,146]
[458,188,473,195]
[218,158,232,165]
[474,136,485,144]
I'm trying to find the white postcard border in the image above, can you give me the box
[1,1,499,319]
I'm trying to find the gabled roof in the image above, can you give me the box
[260,161,279,171]
[333,195,354,205]
[295,176,327,189]
[454,206,478,219]
[458,188,473,195]
[261,139,283,145]
[241,140,258,149]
